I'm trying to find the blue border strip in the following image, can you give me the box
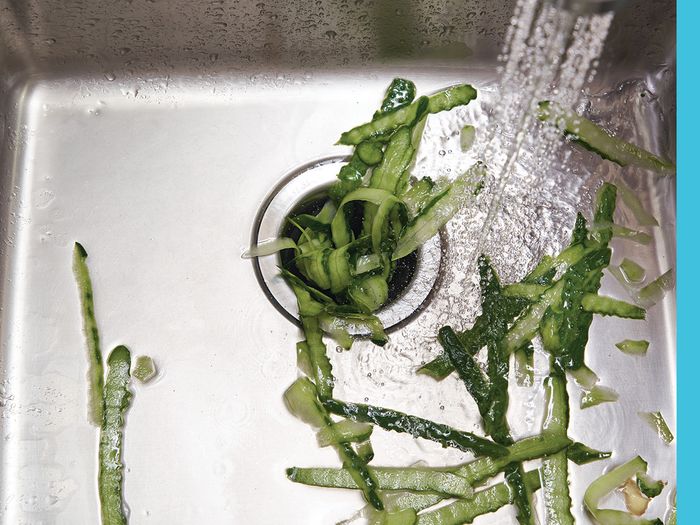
[678,0,695,521]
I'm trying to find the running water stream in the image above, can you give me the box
[385,0,614,345]
[478,0,614,242]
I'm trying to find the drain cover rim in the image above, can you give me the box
[250,156,443,333]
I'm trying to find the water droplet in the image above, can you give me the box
[35,190,55,209]
[104,72,116,81]
[438,150,446,156]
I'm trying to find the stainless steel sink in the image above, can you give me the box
[0,1,676,524]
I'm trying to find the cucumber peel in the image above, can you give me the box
[72,242,105,427]
[584,456,663,525]
[132,355,157,383]
[615,339,649,356]
[98,346,132,525]
[538,101,674,174]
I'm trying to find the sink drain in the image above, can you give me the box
[250,157,443,333]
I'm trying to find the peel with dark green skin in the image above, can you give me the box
[566,442,612,465]
[438,325,490,414]
[440,256,538,525]
[323,398,509,458]
[339,84,476,145]
[72,242,105,426]
[538,101,674,173]
[418,264,528,380]
[546,184,617,372]
[377,78,417,115]
[284,378,384,510]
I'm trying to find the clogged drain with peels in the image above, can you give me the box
[251,157,442,335]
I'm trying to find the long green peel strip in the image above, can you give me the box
[416,469,542,525]
[454,433,571,484]
[73,242,105,427]
[98,346,132,525]
[615,180,659,227]
[365,491,442,516]
[287,465,472,498]
[339,84,477,145]
[581,294,646,319]
[538,101,674,173]
[323,398,508,458]
[541,375,575,525]
[287,433,570,494]
[301,316,335,399]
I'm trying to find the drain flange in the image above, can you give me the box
[251,157,442,333]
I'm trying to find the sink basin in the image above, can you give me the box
[0,1,675,524]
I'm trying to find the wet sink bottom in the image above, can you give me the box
[0,68,675,524]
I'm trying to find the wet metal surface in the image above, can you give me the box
[0,1,675,524]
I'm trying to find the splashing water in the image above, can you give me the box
[478,0,614,241]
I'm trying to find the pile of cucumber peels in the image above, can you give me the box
[247,78,676,525]
[245,79,485,352]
